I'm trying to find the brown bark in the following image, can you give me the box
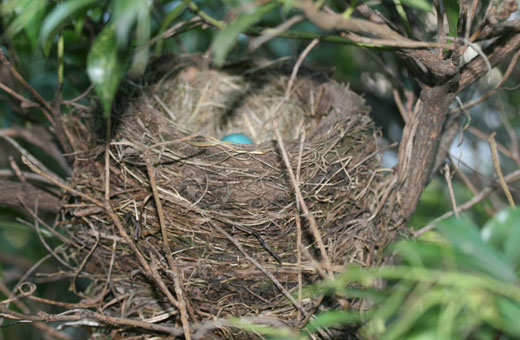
[397,31,520,219]
[396,84,456,218]
[0,180,60,213]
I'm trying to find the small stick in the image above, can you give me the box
[416,168,520,236]
[274,121,334,278]
[0,304,182,336]
[451,49,520,114]
[145,148,192,340]
[209,221,309,317]
[392,88,408,124]
[249,15,304,51]
[442,164,459,218]
[1,130,62,184]
[489,132,515,207]
[285,38,319,100]
[295,214,303,321]
[0,49,57,123]
[449,155,495,216]
[0,281,73,340]
[296,129,305,321]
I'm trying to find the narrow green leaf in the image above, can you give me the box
[443,0,459,36]
[229,318,298,339]
[111,0,150,77]
[482,207,520,270]
[129,0,150,77]
[4,0,48,50]
[155,0,192,55]
[304,310,362,333]
[39,0,102,56]
[87,25,125,117]
[112,0,139,48]
[393,238,456,270]
[400,0,432,11]
[496,297,520,336]
[211,2,279,65]
[437,216,518,283]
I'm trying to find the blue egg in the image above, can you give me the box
[221,133,254,144]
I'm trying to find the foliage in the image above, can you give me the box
[0,0,455,118]
[241,207,520,340]
[1,0,519,339]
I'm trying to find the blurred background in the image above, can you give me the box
[0,0,519,339]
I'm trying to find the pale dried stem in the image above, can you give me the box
[0,49,57,125]
[442,164,459,218]
[416,168,520,236]
[392,88,408,124]
[274,121,334,278]
[209,221,309,317]
[250,15,304,51]
[1,130,62,184]
[451,49,520,114]
[145,147,192,340]
[449,155,495,216]
[488,132,515,207]
[285,38,319,100]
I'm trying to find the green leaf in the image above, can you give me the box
[3,0,48,49]
[496,297,520,336]
[155,0,192,55]
[87,25,125,117]
[304,310,362,333]
[437,216,518,283]
[39,0,102,56]
[229,318,299,339]
[111,0,150,77]
[482,207,520,270]
[130,0,150,77]
[393,238,456,270]
[211,2,279,65]
[112,0,139,48]
[443,0,459,36]
[400,0,432,11]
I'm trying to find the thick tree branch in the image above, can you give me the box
[299,0,458,78]
[458,31,520,93]
[396,84,456,217]
[397,30,520,219]
[0,180,60,213]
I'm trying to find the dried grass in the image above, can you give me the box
[58,55,397,338]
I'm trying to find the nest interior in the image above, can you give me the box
[59,55,395,335]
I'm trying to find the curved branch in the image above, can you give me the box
[457,31,520,94]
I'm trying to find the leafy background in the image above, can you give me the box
[1,0,519,339]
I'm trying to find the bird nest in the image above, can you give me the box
[58,55,396,338]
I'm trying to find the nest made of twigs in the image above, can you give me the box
[59,55,394,338]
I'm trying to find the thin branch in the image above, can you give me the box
[274,121,334,278]
[458,32,520,94]
[451,48,520,114]
[249,15,304,51]
[416,168,520,236]
[145,148,191,340]
[285,38,319,100]
[0,49,57,122]
[0,130,63,184]
[488,132,515,207]
[442,164,459,218]
[299,0,458,77]
[0,304,182,336]
[0,180,60,213]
